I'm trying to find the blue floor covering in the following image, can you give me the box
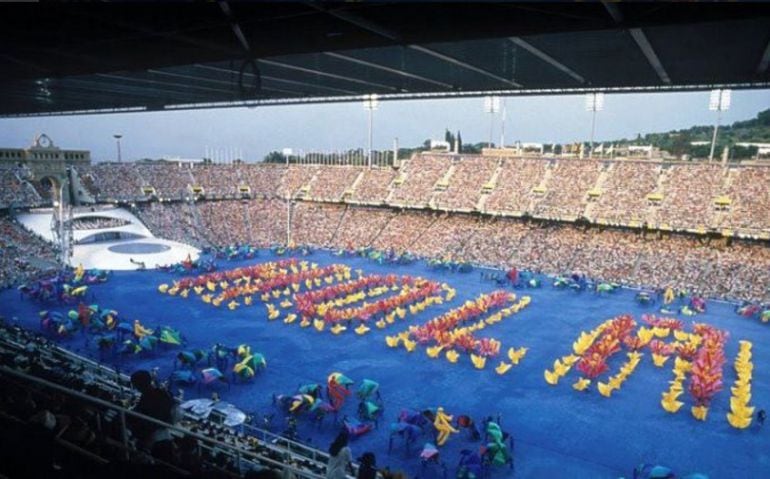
[1,249,768,478]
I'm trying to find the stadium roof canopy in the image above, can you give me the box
[2,2,770,117]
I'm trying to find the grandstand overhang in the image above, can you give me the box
[1,3,769,117]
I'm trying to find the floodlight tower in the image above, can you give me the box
[363,94,379,168]
[708,89,731,162]
[484,96,501,148]
[113,134,123,162]
[585,92,604,158]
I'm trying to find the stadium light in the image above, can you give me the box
[585,93,604,159]
[363,94,379,168]
[708,89,731,162]
[484,96,500,148]
[113,134,123,163]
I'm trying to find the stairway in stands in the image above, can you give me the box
[428,163,456,209]
[582,161,614,220]
[476,159,503,212]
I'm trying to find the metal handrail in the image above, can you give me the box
[0,365,336,479]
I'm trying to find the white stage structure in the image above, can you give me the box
[18,206,199,271]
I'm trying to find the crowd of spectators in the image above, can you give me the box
[279,165,318,199]
[65,155,770,233]
[290,202,346,247]
[0,216,57,289]
[653,163,725,229]
[190,164,243,197]
[369,209,435,251]
[69,216,131,230]
[721,166,770,233]
[308,166,363,202]
[483,158,547,214]
[433,157,497,211]
[0,166,41,208]
[409,213,479,259]
[240,164,285,198]
[135,202,205,247]
[350,167,396,204]
[0,321,363,479]
[388,155,448,206]
[332,207,396,249]
[86,163,144,201]
[135,164,195,200]
[3,154,770,301]
[532,159,602,219]
[592,161,660,224]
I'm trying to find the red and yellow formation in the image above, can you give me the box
[387,290,531,373]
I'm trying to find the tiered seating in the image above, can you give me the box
[245,198,288,245]
[722,166,770,233]
[0,216,57,289]
[532,159,602,219]
[458,217,532,267]
[196,200,249,245]
[349,167,396,204]
[433,157,496,211]
[0,167,40,207]
[135,163,193,199]
[654,164,725,229]
[510,223,577,273]
[90,163,143,200]
[135,202,203,247]
[484,158,547,214]
[388,154,449,206]
[240,164,285,198]
[277,165,318,199]
[592,161,660,224]
[370,209,435,251]
[191,164,242,197]
[409,213,479,258]
[290,202,345,247]
[331,206,396,249]
[307,166,362,201]
[569,228,640,281]
[0,322,347,479]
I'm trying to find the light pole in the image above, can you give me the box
[500,99,507,149]
[708,89,731,162]
[484,96,500,148]
[363,94,379,168]
[585,92,604,159]
[113,134,123,163]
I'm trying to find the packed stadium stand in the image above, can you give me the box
[2,154,770,304]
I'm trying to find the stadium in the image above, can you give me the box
[1,3,769,479]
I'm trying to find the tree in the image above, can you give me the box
[263,151,286,164]
[456,131,462,153]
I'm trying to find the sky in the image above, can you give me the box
[0,89,768,162]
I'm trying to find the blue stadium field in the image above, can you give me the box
[2,250,768,478]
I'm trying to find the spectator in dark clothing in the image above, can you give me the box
[356,451,377,479]
[130,369,176,461]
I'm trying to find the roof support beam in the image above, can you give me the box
[258,58,401,91]
[323,52,454,89]
[148,68,307,97]
[95,73,236,96]
[628,28,671,84]
[757,37,770,74]
[602,2,670,84]
[194,64,359,95]
[509,37,584,84]
[409,45,522,88]
[219,2,253,54]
